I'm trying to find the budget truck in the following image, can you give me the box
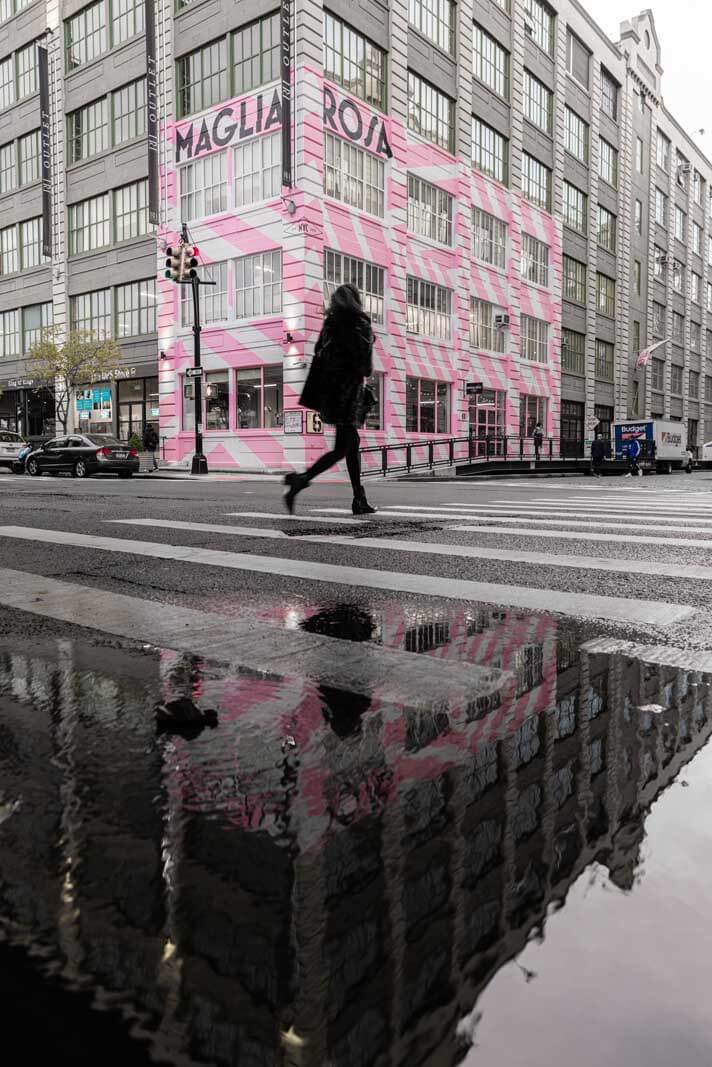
[613,419,689,474]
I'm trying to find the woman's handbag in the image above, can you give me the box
[299,351,325,411]
[356,382,377,425]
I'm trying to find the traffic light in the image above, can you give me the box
[164,243,198,282]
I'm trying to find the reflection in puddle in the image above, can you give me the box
[1,605,711,1065]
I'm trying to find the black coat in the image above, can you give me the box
[143,427,159,450]
[316,313,373,426]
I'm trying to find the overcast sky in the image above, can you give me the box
[586,1,712,153]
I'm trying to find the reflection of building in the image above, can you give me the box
[2,615,712,1065]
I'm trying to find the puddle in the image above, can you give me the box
[1,609,712,1065]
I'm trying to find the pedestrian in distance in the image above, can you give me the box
[684,446,694,474]
[625,436,643,477]
[590,434,606,477]
[532,421,544,462]
[284,283,377,516]
[143,422,160,471]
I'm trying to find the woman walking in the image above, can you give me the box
[284,283,376,515]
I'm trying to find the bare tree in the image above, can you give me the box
[25,329,122,434]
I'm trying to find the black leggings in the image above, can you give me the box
[304,424,361,493]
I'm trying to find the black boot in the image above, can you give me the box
[352,487,376,515]
[284,472,308,514]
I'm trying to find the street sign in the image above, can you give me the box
[466,382,484,396]
[306,412,323,434]
[283,410,303,434]
[185,366,203,379]
[586,416,600,431]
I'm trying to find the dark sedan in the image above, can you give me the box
[26,435,140,479]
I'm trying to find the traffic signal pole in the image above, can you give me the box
[190,272,208,475]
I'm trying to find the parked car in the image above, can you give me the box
[25,435,140,478]
[0,430,29,471]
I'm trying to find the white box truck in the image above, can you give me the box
[613,419,689,474]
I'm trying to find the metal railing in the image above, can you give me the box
[360,434,581,477]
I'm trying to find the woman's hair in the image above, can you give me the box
[327,282,363,316]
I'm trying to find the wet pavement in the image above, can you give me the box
[3,599,712,1065]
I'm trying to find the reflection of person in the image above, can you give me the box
[284,284,376,516]
[302,606,375,738]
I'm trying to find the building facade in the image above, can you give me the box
[1,2,711,466]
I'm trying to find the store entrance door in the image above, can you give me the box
[117,377,159,442]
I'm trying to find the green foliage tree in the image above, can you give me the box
[25,328,122,434]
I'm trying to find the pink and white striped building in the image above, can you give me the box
[157,2,563,472]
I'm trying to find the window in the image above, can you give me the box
[18,130,40,185]
[632,321,640,360]
[636,136,644,173]
[0,224,17,274]
[521,153,551,211]
[651,358,665,391]
[564,107,588,162]
[68,192,110,255]
[653,302,665,336]
[407,175,453,246]
[676,151,689,188]
[16,42,37,99]
[65,1,107,71]
[672,259,684,292]
[521,315,548,363]
[563,182,587,234]
[692,272,702,304]
[473,25,509,99]
[235,251,282,319]
[0,141,15,192]
[597,206,616,252]
[690,370,700,398]
[563,256,586,304]
[596,273,615,316]
[562,330,585,375]
[671,364,683,395]
[22,302,52,352]
[112,79,146,145]
[20,217,44,269]
[470,298,505,352]
[523,71,552,134]
[693,170,704,206]
[114,179,149,242]
[70,288,111,336]
[657,130,670,171]
[706,373,712,402]
[0,309,19,357]
[205,371,229,430]
[324,133,385,216]
[524,0,554,56]
[67,98,108,163]
[176,38,228,118]
[235,366,283,429]
[693,221,702,255]
[472,118,508,184]
[233,13,279,96]
[599,138,618,187]
[521,234,549,287]
[595,340,614,381]
[672,311,684,342]
[406,376,449,433]
[324,249,385,325]
[181,261,228,325]
[409,0,456,54]
[601,69,618,119]
[472,207,507,269]
[654,246,667,279]
[111,0,144,47]
[323,13,387,109]
[180,152,228,221]
[674,205,686,242]
[633,259,641,296]
[708,282,712,312]
[691,321,701,352]
[234,132,280,206]
[115,278,156,337]
[407,276,452,339]
[407,72,455,153]
[635,199,643,234]
[566,30,590,88]
[655,188,667,226]
[0,56,12,110]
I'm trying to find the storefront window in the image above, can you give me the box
[206,371,229,429]
[519,395,547,437]
[118,376,160,441]
[237,366,283,428]
[263,365,283,427]
[183,380,195,431]
[364,373,384,431]
[470,389,506,455]
[405,375,449,433]
[76,383,112,434]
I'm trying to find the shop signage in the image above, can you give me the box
[283,409,303,434]
[465,382,484,397]
[7,378,35,389]
[323,86,393,158]
[185,367,203,378]
[284,220,323,238]
[306,412,323,434]
[175,90,282,162]
[104,366,137,381]
[280,0,292,187]
[145,0,160,225]
[38,46,52,259]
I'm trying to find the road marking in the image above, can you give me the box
[225,511,365,525]
[447,524,712,549]
[581,637,712,672]
[0,525,692,626]
[489,499,712,513]
[396,514,712,535]
[0,566,505,710]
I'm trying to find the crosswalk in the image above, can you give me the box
[2,480,712,709]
